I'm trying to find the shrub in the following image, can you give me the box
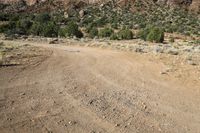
[35,13,51,23]
[139,26,164,43]
[89,27,98,38]
[95,16,107,27]
[146,27,164,43]
[42,22,59,37]
[99,28,114,38]
[110,33,119,40]
[0,13,10,21]
[118,29,133,40]
[138,26,152,41]
[65,21,83,38]
[169,36,175,43]
[111,22,118,29]
[58,28,66,37]
[30,22,43,36]
[15,19,32,35]
[85,22,97,33]
[0,24,9,33]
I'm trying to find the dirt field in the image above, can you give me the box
[0,40,200,133]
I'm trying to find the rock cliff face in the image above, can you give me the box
[0,0,199,12]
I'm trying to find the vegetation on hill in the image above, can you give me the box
[0,0,199,43]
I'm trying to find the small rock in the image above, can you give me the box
[68,121,76,125]
[20,93,26,96]
[187,60,197,66]
[167,49,179,55]
[153,46,163,53]
[135,47,144,53]
[49,39,59,44]
[79,10,85,18]
[142,102,147,109]
[7,118,12,121]
[160,71,168,75]
[115,123,120,127]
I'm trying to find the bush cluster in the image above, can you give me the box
[99,28,114,38]
[139,26,164,43]
[0,13,84,38]
[59,21,83,38]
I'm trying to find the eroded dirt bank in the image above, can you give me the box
[0,40,200,133]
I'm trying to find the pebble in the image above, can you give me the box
[187,60,197,66]
[68,121,77,125]
[20,93,26,96]
[167,49,179,55]
[115,123,120,127]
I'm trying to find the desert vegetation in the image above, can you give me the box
[0,1,199,43]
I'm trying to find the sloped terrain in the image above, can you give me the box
[0,0,199,13]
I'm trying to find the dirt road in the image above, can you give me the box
[0,41,200,133]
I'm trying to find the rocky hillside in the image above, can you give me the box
[0,0,199,12]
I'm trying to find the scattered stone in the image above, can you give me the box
[153,46,163,53]
[89,99,94,105]
[142,102,147,110]
[7,118,12,121]
[160,71,168,75]
[167,49,179,55]
[187,60,197,66]
[68,121,77,125]
[115,123,120,127]
[135,47,144,53]
[20,93,26,96]
[49,39,59,44]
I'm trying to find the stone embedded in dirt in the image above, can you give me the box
[49,39,59,44]
[68,121,77,125]
[20,92,26,96]
[187,60,197,66]
[160,71,168,75]
[167,49,179,55]
[11,100,15,104]
[7,118,12,121]
[142,102,147,110]
[135,47,144,53]
[89,99,94,105]
[115,123,120,127]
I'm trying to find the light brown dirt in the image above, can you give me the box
[0,40,200,133]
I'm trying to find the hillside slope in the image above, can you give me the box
[0,0,199,12]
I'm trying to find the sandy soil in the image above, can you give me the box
[0,40,200,133]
